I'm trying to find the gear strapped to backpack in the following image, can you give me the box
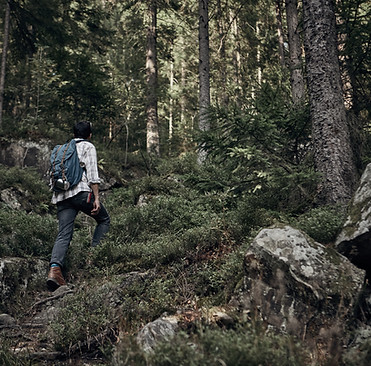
[50,139,85,192]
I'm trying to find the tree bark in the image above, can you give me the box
[217,0,228,106]
[0,0,10,128]
[198,0,210,162]
[302,0,358,205]
[146,0,160,156]
[198,0,210,132]
[285,0,305,104]
[231,13,241,104]
[275,0,286,69]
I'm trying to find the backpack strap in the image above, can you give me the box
[60,140,74,181]
[51,144,64,185]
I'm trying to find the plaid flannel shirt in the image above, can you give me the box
[51,138,101,204]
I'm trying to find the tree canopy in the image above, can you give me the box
[0,0,369,206]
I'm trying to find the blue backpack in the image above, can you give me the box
[50,139,85,192]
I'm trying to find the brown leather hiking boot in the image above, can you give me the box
[47,266,66,291]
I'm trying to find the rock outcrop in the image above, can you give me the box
[235,225,364,340]
[336,163,371,275]
[0,139,51,176]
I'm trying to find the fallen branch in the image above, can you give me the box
[31,290,74,309]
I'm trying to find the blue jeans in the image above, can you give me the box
[50,191,110,267]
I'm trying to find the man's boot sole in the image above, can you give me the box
[47,278,61,292]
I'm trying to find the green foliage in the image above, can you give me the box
[156,153,200,176]
[95,181,231,271]
[292,205,347,244]
[227,195,277,238]
[0,208,56,258]
[194,247,247,304]
[114,326,307,366]
[198,92,317,213]
[51,273,175,351]
[337,0,371,118]
[343,338,371,366]
[118,275,175,331]
[50,285,113,352]
[2,0,116,139]
[0,337,34,366]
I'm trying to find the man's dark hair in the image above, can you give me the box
[74,121,92,139]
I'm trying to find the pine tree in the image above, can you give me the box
[0,0,10,128]
[146,0,160,156]
[303,0,358,204]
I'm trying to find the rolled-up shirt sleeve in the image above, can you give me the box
[83,144,101,185]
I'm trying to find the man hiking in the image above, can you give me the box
[47,121,110,291]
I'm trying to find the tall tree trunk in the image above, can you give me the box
[198,0,210,161]
[0,0,10,129]
[231,14,241,105]
[302,0,358,205]
[275,0,286,69]
[169,52,174,153]
[217,0,228,106]
[256,22,262,86]
[146,0,160,156]
[198,0,210,128]
[285,0,305,104]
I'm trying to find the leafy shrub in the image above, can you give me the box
[118,275,175,331]
[153,327,306,366]
[98,146,148,183]
[227,195,277,238]
[210,247,247,303]
[111,335,147,366]
[0,337,34,366]
[114,326,308,366]
[343,339,371,366]
[50,285,113,353]
[292,205,347,244]
[156,153,199,176]
[98,189,229,270]
[130,175,185,200]
[0,208,56,258]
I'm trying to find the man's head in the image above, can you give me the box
[74,121,92,139]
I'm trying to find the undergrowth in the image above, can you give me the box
[113,325,308,366]
[0,154,358,366]
[0,206,56,258]
[0,338,34,366]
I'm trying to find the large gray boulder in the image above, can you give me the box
[237,225,364,340]
[0,139,51,176]
[336,163,371,274]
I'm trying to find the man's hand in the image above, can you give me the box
[91,198,100,215]
[90,183,100,215]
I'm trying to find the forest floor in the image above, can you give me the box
[2,284,114,365]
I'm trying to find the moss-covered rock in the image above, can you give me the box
[237,225,364,341]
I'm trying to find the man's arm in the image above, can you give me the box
[90,183,100,215]
[83,143,101,215]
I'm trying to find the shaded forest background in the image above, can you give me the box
[0,0,369,202]
[0,0,371,365]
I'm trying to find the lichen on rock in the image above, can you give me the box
[236,225,364,340]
